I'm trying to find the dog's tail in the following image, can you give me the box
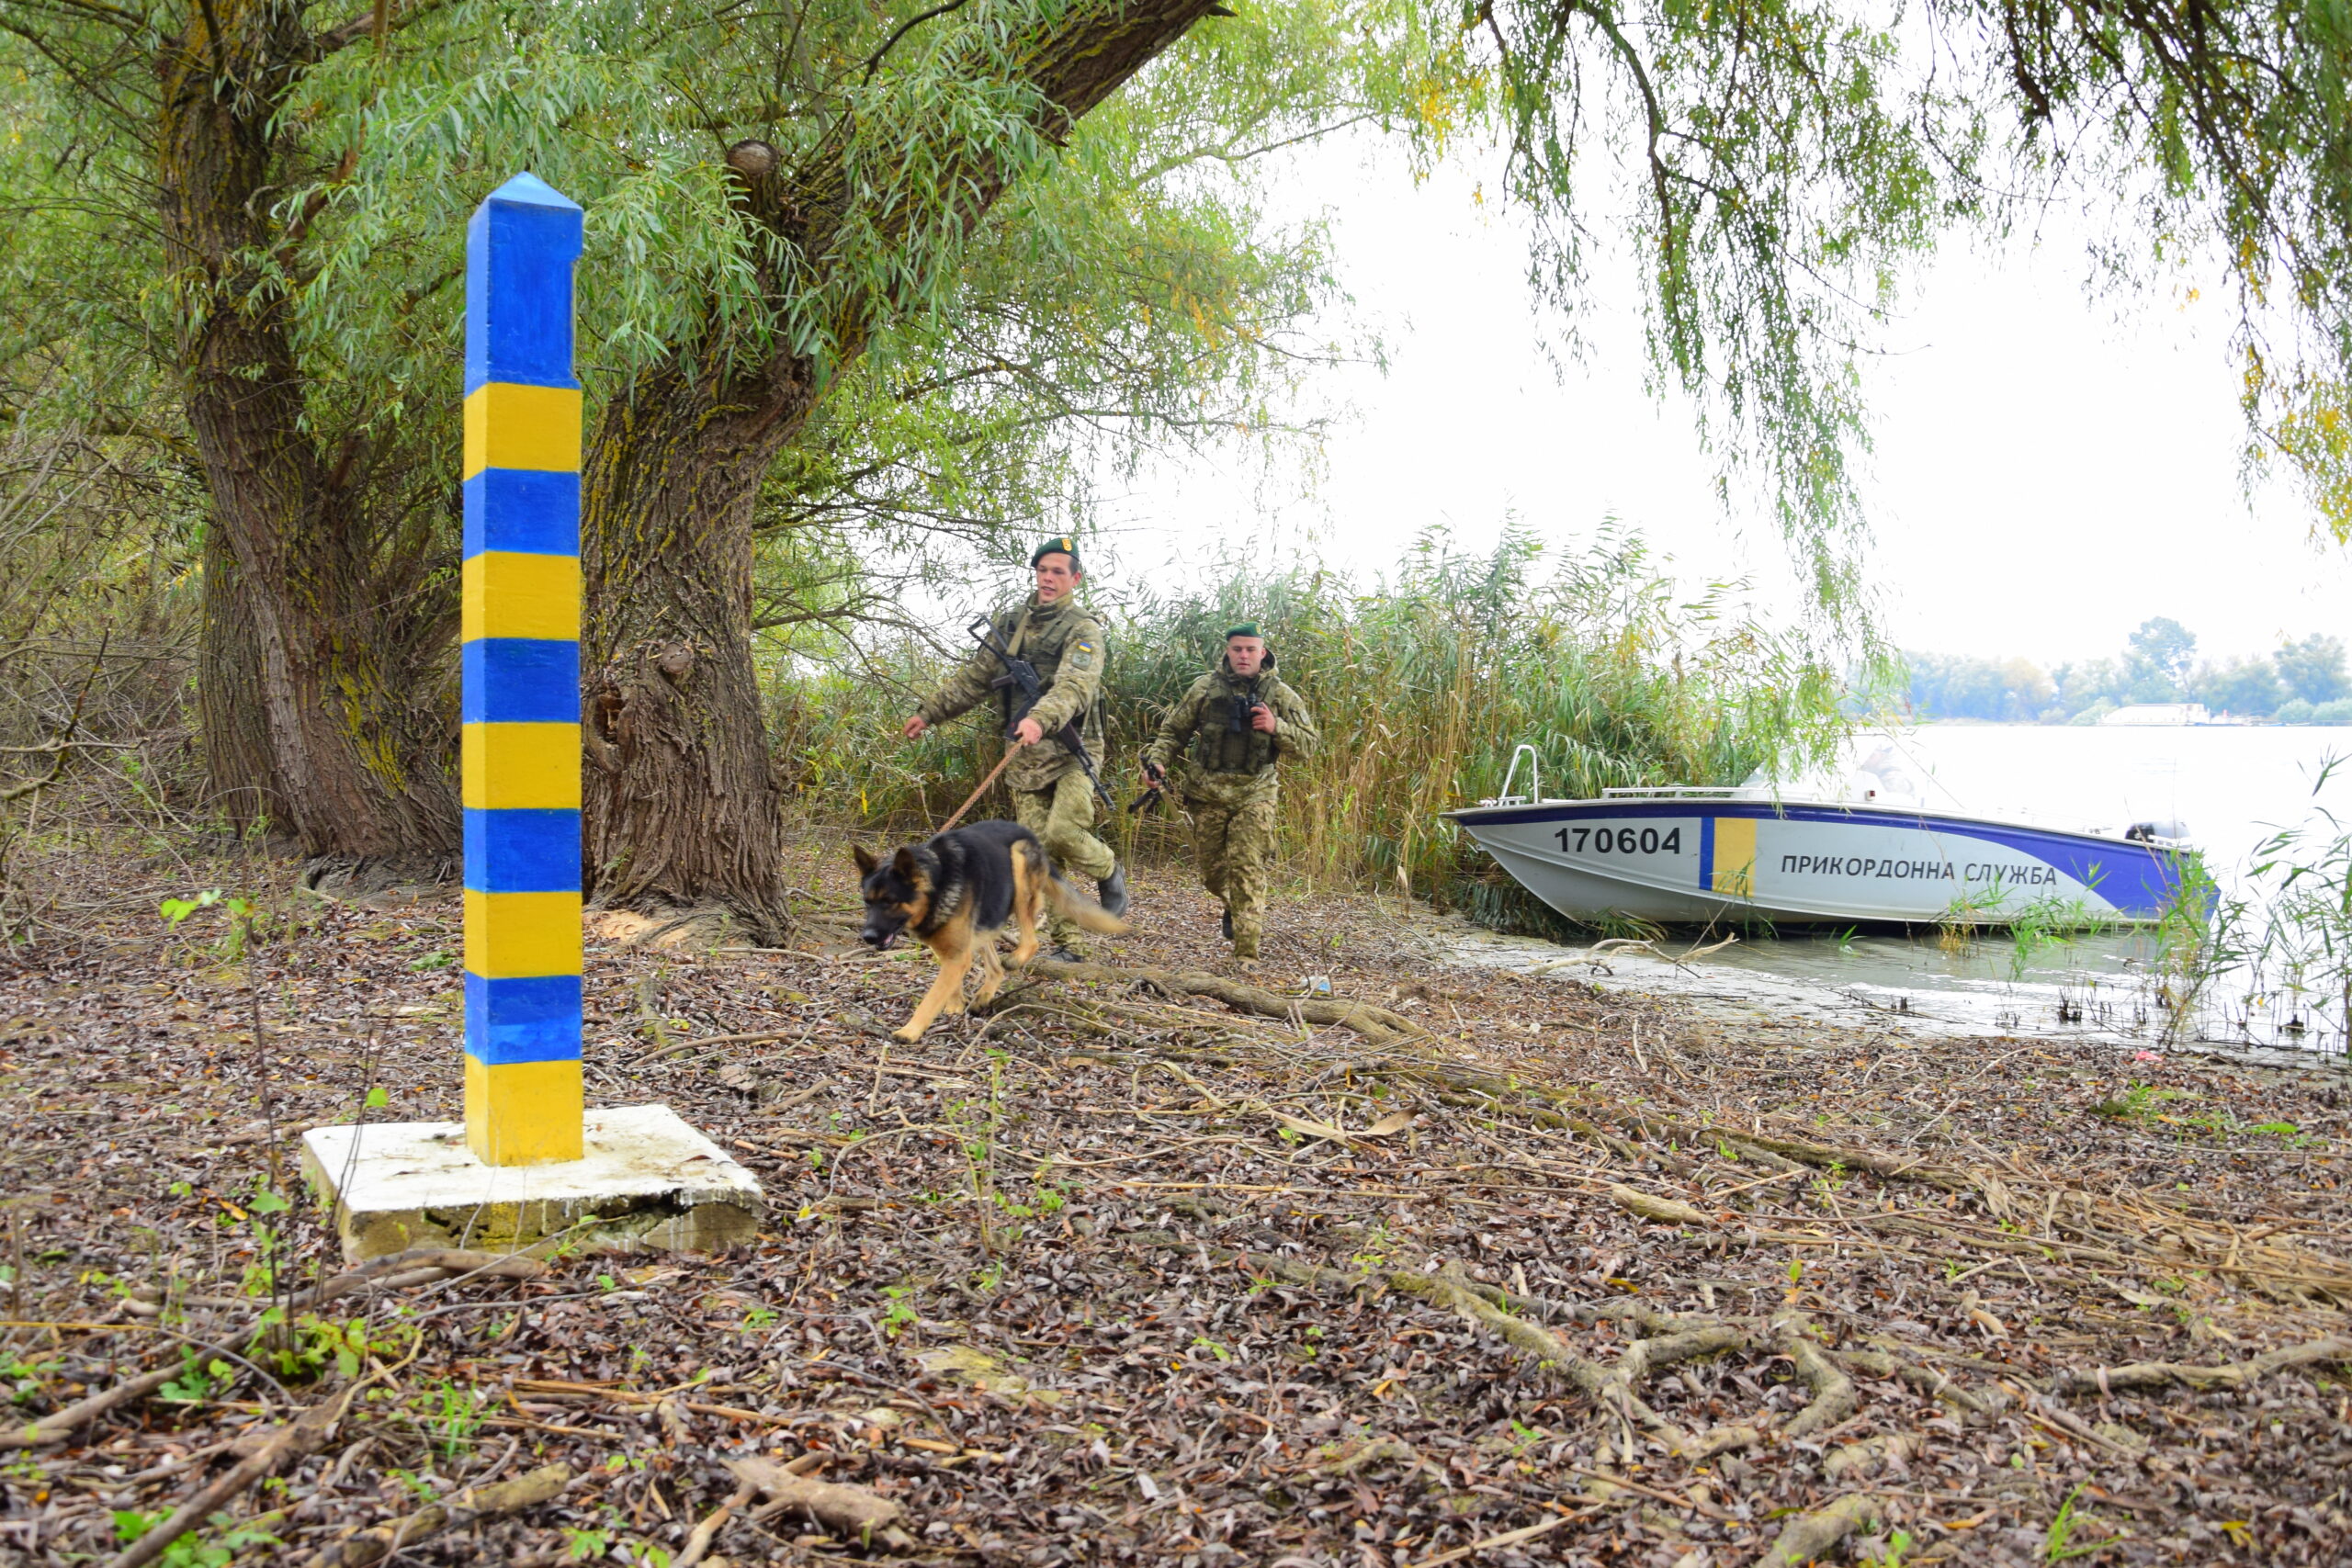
[1042,866,1129,935]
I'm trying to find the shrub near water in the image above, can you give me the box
[775,528,1850,934]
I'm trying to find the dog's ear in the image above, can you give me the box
[852,844,878,875]
[891,847,920,881]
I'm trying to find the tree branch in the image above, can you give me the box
[859,0,971,82]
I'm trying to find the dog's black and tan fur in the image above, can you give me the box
[854,819,1127,1042]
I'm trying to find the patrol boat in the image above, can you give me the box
[1442,744,2201,928]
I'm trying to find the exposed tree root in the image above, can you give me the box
[1837,1347,2000,1418]
[1104,985,2352,1307]
[1023,957,1429,1045]
[1752,1492,1884,1567]
[2051,1336,2352,1397]
[1776,1321,1859,1438]
[727,1455,918,1551]
[1304,1435,1424,1477]
[1610,1183,1713,1226]
[1127,1230,1838,1465]
[1824,1433,1919,1480]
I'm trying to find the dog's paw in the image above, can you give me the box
[891,1025,924,1043]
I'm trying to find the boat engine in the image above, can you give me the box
[2124,819,2188,843]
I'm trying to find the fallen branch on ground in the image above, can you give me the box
[303,1461,571,1567]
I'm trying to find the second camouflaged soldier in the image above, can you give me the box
[1141,623,1317,960]
[900,537,1127,960]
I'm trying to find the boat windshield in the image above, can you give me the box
[1736,738,1931,807]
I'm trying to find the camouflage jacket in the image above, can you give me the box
[918,592,1108,794]
[1142,653,1318,807]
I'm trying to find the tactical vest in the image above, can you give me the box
[1190,675,1276,774]
[998,603,1107,744]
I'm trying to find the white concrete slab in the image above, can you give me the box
[300,1103,764,1262]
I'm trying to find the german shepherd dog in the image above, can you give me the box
[854,819,1127,1043]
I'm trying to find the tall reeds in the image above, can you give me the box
[781,525,1849,933]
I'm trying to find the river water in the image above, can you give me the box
[1436,724,2352,1063]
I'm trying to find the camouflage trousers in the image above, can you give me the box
[1185,792,1277,957]
[1012,768,1116,949]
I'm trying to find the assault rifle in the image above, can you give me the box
[968,615,1117,814]
[1127,761,1168,816]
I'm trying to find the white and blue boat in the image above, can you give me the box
[1444,744,2201,928]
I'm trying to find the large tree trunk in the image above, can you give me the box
[580,0,1222,932]
[160,2,459,873]
[581,360,810,942]
[196,524,281,836]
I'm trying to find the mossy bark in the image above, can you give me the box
[581,359,809,942]
[161,3,459,869]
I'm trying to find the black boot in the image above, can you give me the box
[1221,906,1233,941]
[1097,863,1129,918]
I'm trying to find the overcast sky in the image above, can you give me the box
[1096,132,2352,669]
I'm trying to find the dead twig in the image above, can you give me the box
[108,1383,360,1568]
[0,1363,181,1450]
[674,1477,757,1567]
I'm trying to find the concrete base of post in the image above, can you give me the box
[300,1104,764,1263]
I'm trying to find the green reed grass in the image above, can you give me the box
[779,525,1850,933]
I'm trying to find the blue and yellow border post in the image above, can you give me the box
[461,174,586,1167]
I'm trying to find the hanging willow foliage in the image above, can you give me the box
[1461,0,2352,622]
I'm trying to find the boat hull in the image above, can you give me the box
[1444,799,2193,926]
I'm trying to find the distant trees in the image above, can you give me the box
[2124,617,2199,701]
[1907,624,2352,723]
[2276,636,2350,705]
[2197,658,2284,717]
[1905,655,2057,722]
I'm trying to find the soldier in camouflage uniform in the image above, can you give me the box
[901,537,1126,959]
[1140,624,1317,961]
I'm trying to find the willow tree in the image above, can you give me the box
[1453,0,2352,618]
[336,0,1431,932]
[0,0,1426,910]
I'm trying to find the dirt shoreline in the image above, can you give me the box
[2,835,2348,1565]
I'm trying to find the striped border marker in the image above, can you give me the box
[461,173,585,1167]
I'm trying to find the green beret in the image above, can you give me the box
[1032,536,1080,569]
[1224,622,1262,640]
